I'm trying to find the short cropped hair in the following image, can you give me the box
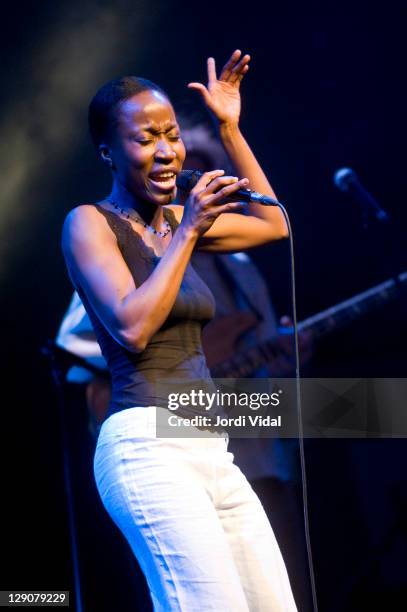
[88,76,169,147]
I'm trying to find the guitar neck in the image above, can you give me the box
[210,272,406,379]
[298,271,407,338]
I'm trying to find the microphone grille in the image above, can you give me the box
[176,169,202,191]
[333,167,357,191]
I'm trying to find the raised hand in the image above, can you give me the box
[188,49,250,127]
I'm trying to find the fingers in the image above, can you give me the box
[187,82,206,91]
[219,49,242,81]
[192,169,225,192]
[204,178,249,210]
[207,57,217,83]
[214,200,246,215]
[229,54,251,84]
[235,63,249,84]
[183,171,247,236]
[191,172,249,208]
[190,50,250,103]
[203,175,249,197]
[219,49,251,84]
[187,82,210,104]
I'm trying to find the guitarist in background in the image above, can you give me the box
[57,121,314,611]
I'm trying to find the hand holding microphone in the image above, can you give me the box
[179,169,250,238]
[177,169,282,206]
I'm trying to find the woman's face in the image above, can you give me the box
[108,89,186,205]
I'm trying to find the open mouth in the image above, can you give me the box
[149,172,176,191]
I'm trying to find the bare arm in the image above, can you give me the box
[62,206,197,353]
[187,50,288,251]
[62,174,245,352]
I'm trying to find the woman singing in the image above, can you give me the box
[62,50,297,611]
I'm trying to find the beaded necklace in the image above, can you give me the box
[108,201,171,238]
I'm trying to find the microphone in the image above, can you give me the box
[176,169,281,206]
[333,167,389,223]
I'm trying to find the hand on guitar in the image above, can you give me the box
[269,316,314,377]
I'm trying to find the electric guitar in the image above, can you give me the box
[202,272,407,378]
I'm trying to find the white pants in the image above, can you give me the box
[93,406,298,611]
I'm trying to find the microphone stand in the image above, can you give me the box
[41,341,98,612]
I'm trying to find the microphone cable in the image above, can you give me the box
[277,202,319,612]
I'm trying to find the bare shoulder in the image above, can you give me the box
[63,204,106,233]
[62,204,115,250]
